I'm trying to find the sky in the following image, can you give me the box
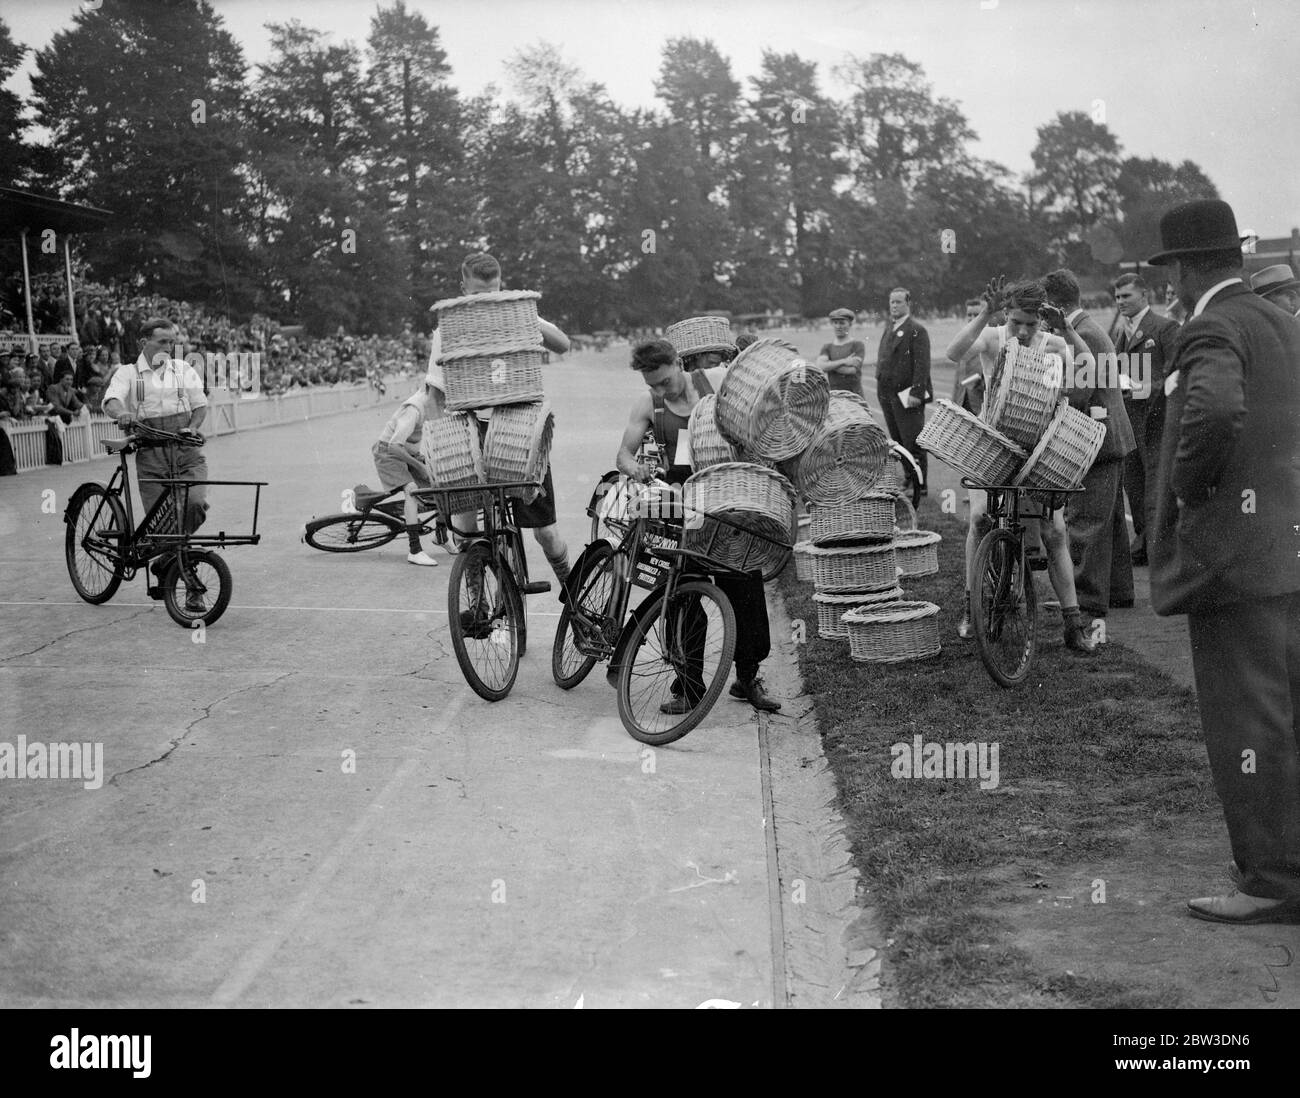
[6,0,1300,237]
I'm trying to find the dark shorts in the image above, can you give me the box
[514,465,557,528]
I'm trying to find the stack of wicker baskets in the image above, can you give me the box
[427,289,556,503]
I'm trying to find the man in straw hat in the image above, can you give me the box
[611,339,780,713]
[945,278,1099,653]
[1146,198,1300,924]
[426,252,573,587]
[1249,263,1300,322]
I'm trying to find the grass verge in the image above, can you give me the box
[778,503,1214,1008]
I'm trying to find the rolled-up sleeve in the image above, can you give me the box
[182,364,208,408]
[101,364,131,413]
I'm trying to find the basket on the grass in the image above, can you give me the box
[432,290,542,355]
[715,339,830,461]
[893,494,917,532]
[918,399,1027,485]
[483,400,553,501]
[808,492,895,546]
[982,337,1064,449]
[894,529,942,578]
[875,450,908,496]
[794,396,889,504]
[422,412,488,511]
[1011,398,1107,490]
[793,541,814,582]
[437,347,545,410]
[665,316,733,358]
[814,586,903,638]
[806,541,898,593]
[843,600,941,663]
[688,394,738,470]
[682,462,796,581]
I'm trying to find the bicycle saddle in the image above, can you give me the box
[103,438,132,454]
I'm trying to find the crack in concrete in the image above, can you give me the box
[108,670,296,787]
[0,607,153,663]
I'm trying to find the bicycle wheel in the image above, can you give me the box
[447,542,521,701]
[616,579,736,746]
[303,511,402,552]
[972,528,1036,687]
[65,485,127,604]
[160,549,233,627]
[552,541,619,690]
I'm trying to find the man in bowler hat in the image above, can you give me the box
[1148,199,1300,924]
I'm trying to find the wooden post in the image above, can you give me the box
[64,236,78,344]
[19,228,36,353]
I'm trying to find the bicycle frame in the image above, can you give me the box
[428,482,535,588]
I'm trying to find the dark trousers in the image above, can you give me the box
[1066,459,1130,615]
[876,381,927,487]
[1123,397,1160,555]
[1187,592,1300,900]
[135,414,208,536]
[676,569,771,698]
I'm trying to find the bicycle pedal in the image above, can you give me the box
[520,580,551,595]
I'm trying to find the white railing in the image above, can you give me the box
[1,374,404,475]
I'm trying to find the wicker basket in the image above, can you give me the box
[422,412,488,511]
[482,401,553,501]
[982,337,1064,449]
[794,541,814,582]
[808,492,895,546]
[432,290,542,355]
[894,529,942,578]
[893,494,917,533]
[665,316,733,358]
[437,347,545,411]
[876,450,909,497]
[1012,398,1107,490]
[794,397,889,505]
[918,399,1027,485]
[716,339,830,461]
[807,541,898,593]
[687,394,738,470]
[814,586,904,638]
[843,600,942,663]
[682,462,797,581]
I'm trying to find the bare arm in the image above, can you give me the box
[539,318,570,355]
[616,393,655,481]
[947,306,990,361]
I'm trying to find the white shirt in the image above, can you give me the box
[1192,278,1243,318]
[101,354,207,418]
[892,314,909,333]
[1123,305,1151,338]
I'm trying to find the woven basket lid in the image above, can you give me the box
[431,289,541,314]
[842,599,940,625]
[814,585,903,605]
[894,528,942,548]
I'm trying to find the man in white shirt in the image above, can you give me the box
[101,317,209,605]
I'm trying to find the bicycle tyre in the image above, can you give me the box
[616,579,737,746]
[65,484,127,604]
[551,540,619,690]
[972,528,1036,687]
[447,542,521,702]
[161,549,233,627]
[303,512,403,552]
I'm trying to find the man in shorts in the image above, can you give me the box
[944,278,1099,653]
[427,252,572,585]
[373,379,440,566]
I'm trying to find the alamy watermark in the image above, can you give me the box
[890,734,1000,790]
[147,347,262,394]
[0,736,104,790]
[1045,351,1153,397]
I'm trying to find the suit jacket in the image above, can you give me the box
[1063,312,1135,463]
[1150,282,1300,615]
[949,346,985,414]
[875,316,932,404]
[1117,308,1180,456]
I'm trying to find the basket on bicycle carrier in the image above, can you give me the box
[422,412,489,512]
[917,399,1027,485]
[982,337,1064,449]
[1011,397,1107,490]
[682,462,796,581]
[482,400,553,501]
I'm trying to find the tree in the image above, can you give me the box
[1112,156,1219,265]
[654,37,742,169]
[1028,110,1123,257]
[28,0,257,312]
[0,18,31,188]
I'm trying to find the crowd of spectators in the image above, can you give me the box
[0,275,426,423]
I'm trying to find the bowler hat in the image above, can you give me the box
[1147,199,1249,266]
[1249,264,1300,297]
[828,308,856,321]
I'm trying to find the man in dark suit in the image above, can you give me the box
[1112,273,1180,566]
[1042,269,1137,642]
[873,287,932,493]
[1148,199,1300,924]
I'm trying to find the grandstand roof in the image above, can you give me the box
[0,187,112,236]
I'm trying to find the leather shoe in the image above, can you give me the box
[1063,622,1098,654]
[659,695,695,715]
[730,676,781,712]
[1187,889,1300,925]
